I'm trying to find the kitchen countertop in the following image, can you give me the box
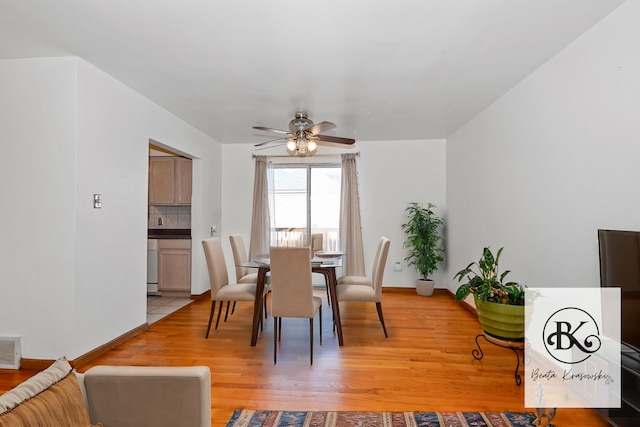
[148,229,191,239]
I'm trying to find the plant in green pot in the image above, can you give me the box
[401,202,445,296]
[454,247,525,341]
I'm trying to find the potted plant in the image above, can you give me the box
[401,202,445,296]
[454,247,525,341]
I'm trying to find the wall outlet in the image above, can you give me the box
[393,262,402,272]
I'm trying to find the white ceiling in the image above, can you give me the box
[0,0,625,144]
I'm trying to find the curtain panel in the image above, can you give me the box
[339,153,365,276]
[248,155,270,260]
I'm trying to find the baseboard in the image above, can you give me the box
[191,289,211,300]
[20,322,149,371]
[382,287,450,295]
[446,288,477,315]
[381,286,415,294]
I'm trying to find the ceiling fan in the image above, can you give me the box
[253,112,355,156]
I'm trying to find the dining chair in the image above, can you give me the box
[335,236,390,338]
[229,234,270,320]
[269,246,322,365]
[229,234,259,284]
[310,233,331,304]
[202,238,259,338]
[311,233,323,255]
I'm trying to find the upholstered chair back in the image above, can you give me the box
[311,233,323,254]
[229,234,251,281]
[202,238,229,297]
[269,246,316,319]
[372,237,390,301]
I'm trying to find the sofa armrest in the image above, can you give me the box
[82,365,210,427]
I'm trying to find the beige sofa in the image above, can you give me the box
[0,358,211,427]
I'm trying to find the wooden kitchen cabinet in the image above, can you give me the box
[149,157,192,205]
[158,239,191,292]
[175,157,192,205]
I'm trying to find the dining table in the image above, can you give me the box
[243,254,345,347]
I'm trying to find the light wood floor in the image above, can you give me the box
[1,289,610,426]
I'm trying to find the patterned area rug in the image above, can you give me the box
[226,410,537,427]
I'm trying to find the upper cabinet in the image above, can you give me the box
[175,157,192,205]
[149,157,192,205]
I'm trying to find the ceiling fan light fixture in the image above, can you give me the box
[283,134,318,157]
[253,113,353,157]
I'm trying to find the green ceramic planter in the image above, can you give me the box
[474,295,524,341]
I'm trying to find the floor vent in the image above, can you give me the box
[0,336,21,369]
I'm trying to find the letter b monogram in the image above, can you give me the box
[543,309,601,364]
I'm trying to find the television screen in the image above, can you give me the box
[598,229,640,354]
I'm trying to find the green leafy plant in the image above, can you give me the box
[401,202,444,280]
[454,247,524,305]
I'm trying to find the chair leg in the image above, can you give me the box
[376,302,388,338]
[224,302,231,321]
[273,317,278,365]
[319,306,323,345]
[331,295,336,332]
[309,318,314,365]
[231,301,236,315]
[325,282,331,306]
[205,300,216,338]
[332,303,336,335]
[264,293,268,319]
[215,301,224,329]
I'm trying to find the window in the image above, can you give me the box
[268,164,341,251]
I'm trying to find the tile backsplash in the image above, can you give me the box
[148,205,191,229]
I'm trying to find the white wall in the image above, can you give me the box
[221,139,447,289]
[1,57,78,357]
[0,57,221,360]
[446,1,640,292]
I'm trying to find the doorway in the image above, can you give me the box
[147,141,194,322]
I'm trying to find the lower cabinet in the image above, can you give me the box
[158,239,191,292]
[598,351,640,426]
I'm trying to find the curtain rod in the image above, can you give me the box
[251,152,359,159]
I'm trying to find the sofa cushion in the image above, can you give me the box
[0,357,100,427]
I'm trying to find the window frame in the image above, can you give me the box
[268,161,341,248]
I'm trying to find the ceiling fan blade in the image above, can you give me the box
[308,121,336,135]
[316,141,357,149]
[253,126,290,135]
[254,142,285,151]
[315,134,356,145]
[254,137,286,147]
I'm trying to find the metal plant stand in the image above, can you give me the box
[472,332,525,386]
